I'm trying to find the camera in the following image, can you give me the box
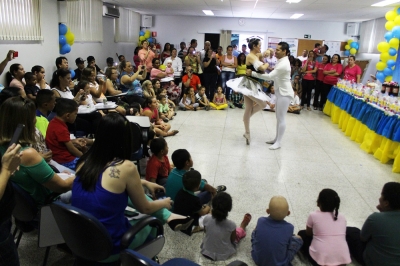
[141,66,145,70]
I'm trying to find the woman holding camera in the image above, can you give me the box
[119,60,146,105]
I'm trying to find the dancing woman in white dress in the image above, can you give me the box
[227,38,269,145]
[246,42,294,150]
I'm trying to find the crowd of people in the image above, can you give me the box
[0,38,395,266]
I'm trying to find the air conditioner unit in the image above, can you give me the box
[141,15,152,28]
[103,5,120,18]
[346,23,359,36]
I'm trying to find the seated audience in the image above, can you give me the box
[251,196,303,266]
[0,50,15,76]
[179,87,199,111]
[119,60,146,105]
[164,59,174,78]
[80,66,107,103]
[165,149,220,204]
[50,57,74,90]
[104,57,114,73]
[0,87,20,105]
[71,113,194,260]
[291,74,302,99]
[210,86,228,110]
[36,89,56,137]
[158,95,174,121]
[288,88,301,114]
[0,97,74,207]
[150,58,167,80]
[73,57,85,81]
[201,192,251,261]
[142,97,178,137]
[5,63,26,97]
[174,170,211,235]
[264,83,276,111]
[46,98,87,170]
[32,65,50,90]
[229,91,244,109]
[24,72,39,100]
[298,189,351,266]
[142,80,156,98]
[195,86,210,111]
[156,84,177,111]
[145,137,171,186]
[51,68,85,102]
[104,66,127,115]
[182,66,201,92]
[87,55,104,75]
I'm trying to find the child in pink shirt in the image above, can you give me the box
[298,189,351,266]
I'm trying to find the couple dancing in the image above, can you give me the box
[227,39,293,150]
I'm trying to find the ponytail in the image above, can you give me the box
[5,72,13,87]
[317,188,341,221]
[6,64,21,86]
[333,195,340,221]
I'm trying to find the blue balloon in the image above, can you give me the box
[59,35,66,46]
[60,44,71,55]
[387,59,396,67]
[384,67,393,76]
[147,37,153,43]
[59,23,68,35]
[139,31,145,36]
[397,7,400,15]
[344,50,350,56]
[389,47,397,56]
[385,32,394,42]
[350,42,357,48]
[70,69,75,79]
[393,26,400,38]
[376,71,385,83]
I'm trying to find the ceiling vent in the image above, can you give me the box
[103,5,120,18]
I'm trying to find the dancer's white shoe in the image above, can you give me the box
[243,133,250,145]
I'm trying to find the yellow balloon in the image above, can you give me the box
[376,61,386,71]
[386,21,395,31]
[65,31,75,45]
[350,48,357,55]
[389,38,399,48]
[144,33,150,38]
[139,36,146,41]
[394,15,400,25]
[386,10,397,21]
[159,64,166,70]
[378,42,390,52]
[385,76,393,82]
[347,39,353,44]
[380,52,390,62]
[345,45,350,50]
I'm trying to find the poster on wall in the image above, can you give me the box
[324,41,343,57]
[282,38,298,57]
[268,37,281,50]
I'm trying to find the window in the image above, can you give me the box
[0,0,42,41]
[359,18,385,54]
[115,8,140,43]
[67,0,103,42]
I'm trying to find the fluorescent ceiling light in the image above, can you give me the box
[372,0,400,6]
[253,0,259,9]
[290,13,304,19]
[203,10,214,15]
[286,0,302,3]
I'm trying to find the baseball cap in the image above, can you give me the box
[75,57,85,64]
[87,56,95,62]
[106,57,114,64]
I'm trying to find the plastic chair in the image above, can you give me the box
[50,201,165,265]
[120,249,248,266]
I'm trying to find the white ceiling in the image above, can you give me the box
[103,0,397,22]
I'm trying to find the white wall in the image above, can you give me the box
[0,0,135,85]
[149,15,350,49]
[357,53,380,84]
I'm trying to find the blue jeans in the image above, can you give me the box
[61,157,79,171]
[0,219,19,266]
[220,71,236,100]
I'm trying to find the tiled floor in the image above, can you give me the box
[18,108,400,265]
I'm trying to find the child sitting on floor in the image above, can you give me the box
[251,196,303,266]
[45,98,85,170]
[158,95,174,121]
[210,86,228,110]
[157,87,176,112]
[195,86,210,111]
[201,192,251,261]
[229,91,245,109]
[179,87,199,111]
[24,72,39,101]
[145,137,171,186]
[264,83,276,112]
[288,88,301,114]
[174,170,211,235]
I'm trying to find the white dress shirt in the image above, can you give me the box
[252,56,294,99]
[163,56,183,78]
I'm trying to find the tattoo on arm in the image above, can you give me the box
[109,166,121,179]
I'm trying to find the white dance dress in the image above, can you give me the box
[226,60,269,101]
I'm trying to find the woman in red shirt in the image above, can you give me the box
[314,55,330,110]
[142,97,178,137]
[321,54,342,109]
[300,51,317,111]
[343,55,361,84]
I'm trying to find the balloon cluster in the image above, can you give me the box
[139,30,153,44]
[59,23,75,55]
[375,7,400,83]
[344,39,359,56]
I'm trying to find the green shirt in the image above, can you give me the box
[35,115,49,138]
[361,211,400,266]
[0,146,54,207]
[165,168,205,201]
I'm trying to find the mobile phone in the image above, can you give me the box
[139,71,144,75]
[124,210,139,218]
[155,189,166,200]
[13,51,18,58]
[8,124,25,147]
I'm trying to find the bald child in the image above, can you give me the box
[251,196,303,266]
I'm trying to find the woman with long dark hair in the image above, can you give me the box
[5,64,26,97]
[71,113,192,260]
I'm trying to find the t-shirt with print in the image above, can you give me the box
[302,60,316,80]
[343,64,362,83]
[145,155,171,182]
[46,117,75,164]
[195,92,206,103]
